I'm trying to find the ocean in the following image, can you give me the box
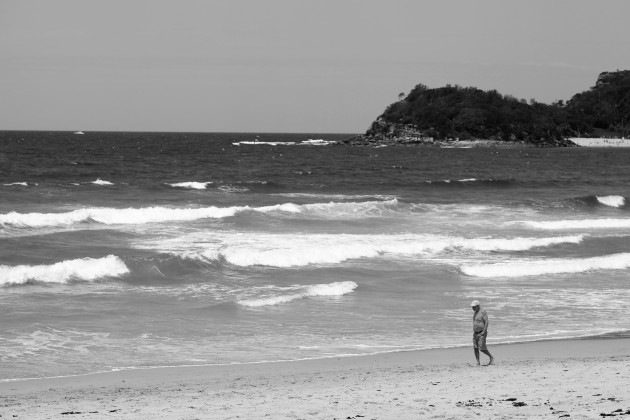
[1,131,629,381]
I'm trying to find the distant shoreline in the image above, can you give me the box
[341,136,630,148]
[568,137,630,147]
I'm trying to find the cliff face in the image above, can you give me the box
[347,70,629,147]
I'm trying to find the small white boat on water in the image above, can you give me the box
[74,131,85,135]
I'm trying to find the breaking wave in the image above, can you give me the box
[165,180,281,193]
[3,182,28,187]
[274,193,397,200]
[0,200,398,228]
[0,206,239,227]
[597,195,626,208]
[232,139,335,146]
[425,178,514,186]
[92,179,114,186]
[557,194,628,210]
[166,182,213,190]
[460,252,630,278]
[0,255,129,286]
[523,218,630,230]
[299,139,336,146]
[171,234,584,268]
[233,141,296,146]
[238,281,357,307]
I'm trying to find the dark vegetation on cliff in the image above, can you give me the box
[357,70,630,146]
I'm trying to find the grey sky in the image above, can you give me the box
[2,0,629,133]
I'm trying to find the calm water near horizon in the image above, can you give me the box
[1,131,630,380]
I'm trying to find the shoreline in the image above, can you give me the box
[3,330,627,384]
[2,337,629,419]
[568,137,630,147]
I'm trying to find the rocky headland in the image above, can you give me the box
[342,70,630,147]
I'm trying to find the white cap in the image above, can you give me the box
[470,300,480,307]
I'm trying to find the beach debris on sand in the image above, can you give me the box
[600,408,630,417]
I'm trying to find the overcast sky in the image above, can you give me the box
[2,0,629,133]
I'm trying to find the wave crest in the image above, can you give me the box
[171,234,584,268]
[0,200,398,228]
[523,218,630,230]
[238,281,358,307]
[425,178,514,186]
[0,255,129,286]
[597,195,626,208]
[460,252,630,278]
[92,179,114,186]
[232,139,335,146]
[166,182,213,190]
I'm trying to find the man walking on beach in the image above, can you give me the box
[471,300,494,366]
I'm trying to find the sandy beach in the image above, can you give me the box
[1,338,628,419]
[569,138,630,147]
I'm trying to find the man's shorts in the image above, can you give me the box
[473,331,487,351]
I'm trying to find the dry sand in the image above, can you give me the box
[1,338,629,419]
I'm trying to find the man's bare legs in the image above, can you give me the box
[481,349,494,365]
[474,348,494,366]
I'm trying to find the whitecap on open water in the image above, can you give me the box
[1,131,630,380]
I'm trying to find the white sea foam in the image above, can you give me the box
[238,281,357,307]
[232,139,334,146]
[167,182,213,190]
[460,252,630,278]
[294,199,399,217]
[232,141,296,146]
[299,139,335,146]
[1,326,111,362]
[0,255,129,286]
[273,193,397,201]
[0,206,239,227]
[218,185,249,193]
[447,235,584,251]
[167,233,584,268]
[0,200,399,228]
[425,178,501,185]
[92,179,114,186]
[523,218,630,230]
[3,182,28,187]
[597,195,625,208]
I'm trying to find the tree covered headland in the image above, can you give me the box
[361,70,630,146]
